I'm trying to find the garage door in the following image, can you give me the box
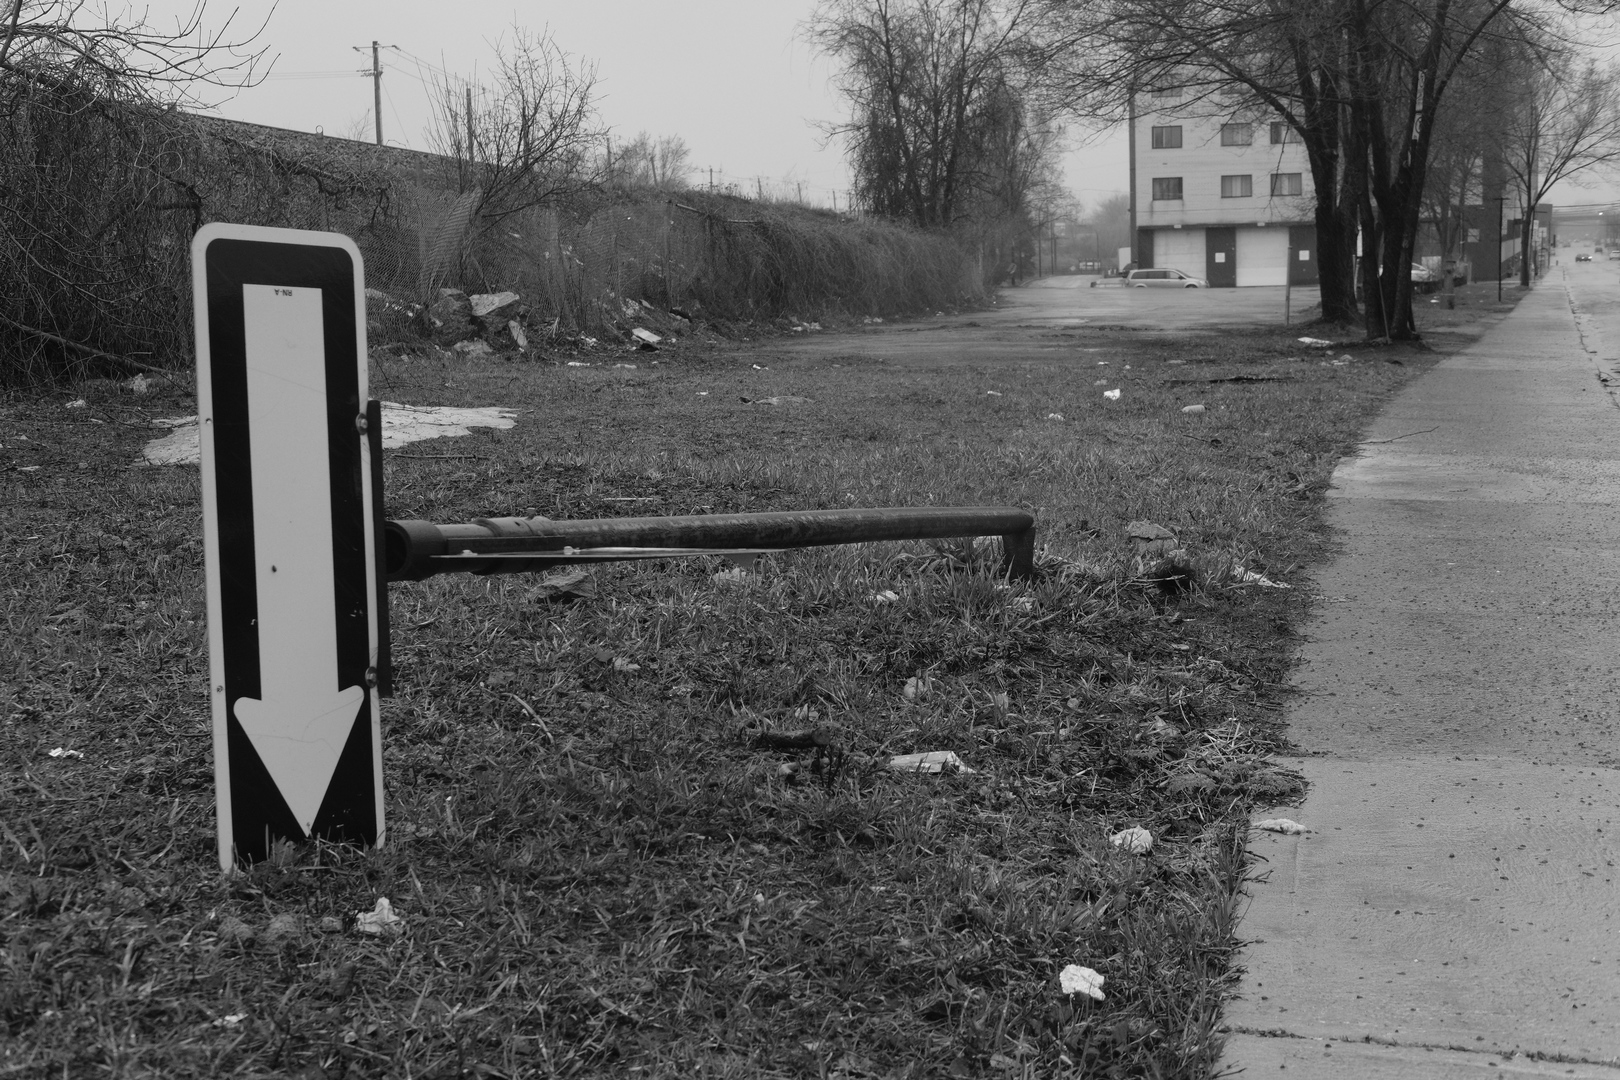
[1236,227,1288,286]
[1154,229,1207,279]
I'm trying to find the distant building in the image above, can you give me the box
[1129,90,1319,288]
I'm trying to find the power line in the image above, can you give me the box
[263,70,366,80]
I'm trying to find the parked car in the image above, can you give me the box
[1410,263,1440,293]
[1122,268,1208,288]
[1608,250,1619,261]
[1576,253,1593,262]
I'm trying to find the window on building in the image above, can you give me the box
[1151,125,1183,149]
[1269,122,1298,144]
[1220,123,1253,146]
[1151,177,1184,201]
[1270,172,1303,196]
[1150,86,1182,101]
[1221,174,1253,198]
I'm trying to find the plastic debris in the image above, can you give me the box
[355,897,404,937]
[752,395,811,406]
[1103,388,1122,401]
[1254,818,1309,835]
[48,747,83,759]
[1059,964,1106,1000]
[1110,826,1154,854]
[1233,567,1290,589]
[614,363,638,369]
[1297,336,1333,347]
[985,390,1003,396]
[871,589,900,603]
[508,320,528,350]
[611,657,640,674]
[566,361,590,366]
[65,399,86,409]
[631,328,661,346]
[712,567,755,586]
[901,675,931,700]
[125,374,152,395]
[889,751,974,775]
[211,1013,247,1028]
[1181,404,1206,414]
[1046,412,1065,421]
[451,339,493,357]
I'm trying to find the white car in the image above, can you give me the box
[1124,268,1208,288]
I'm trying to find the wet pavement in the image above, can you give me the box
[1219,258,1620,1076]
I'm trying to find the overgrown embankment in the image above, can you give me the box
[0,75,981,387]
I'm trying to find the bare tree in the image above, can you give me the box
[1,0,270,384]
[1502,50,1620,284]
[608,131,692,189]
[1041,0,1599,339]
[1,0,266,99]
[425,26,600,218]
[807,0,1043,228]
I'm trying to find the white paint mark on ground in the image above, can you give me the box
[140,403,519,465]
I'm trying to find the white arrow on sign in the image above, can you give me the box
[231,283,365,836]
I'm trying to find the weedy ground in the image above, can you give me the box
[1,284,1525,1079]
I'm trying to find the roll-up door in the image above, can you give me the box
[1154,229,1207,279]
[1235,227,1288,286]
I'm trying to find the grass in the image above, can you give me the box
[0,284,1523,1078]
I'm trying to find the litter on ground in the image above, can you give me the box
[1110,826,1154,854]
[1103,388,1122,401]
[1059,965,1106,1000]
[354,897,404,937]
[1232,567,1290,589]
[888,751,974,775]
[1254,818,1309,834]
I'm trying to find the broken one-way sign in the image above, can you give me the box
[193,224,383,871]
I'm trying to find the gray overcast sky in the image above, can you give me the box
[144,1,1620,215]
[155,0,1130,210]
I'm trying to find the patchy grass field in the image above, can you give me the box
[0,289,1520,1079]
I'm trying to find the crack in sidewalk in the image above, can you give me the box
[1224,1024,1620,1069]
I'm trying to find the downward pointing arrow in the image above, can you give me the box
[235,686,364,835]
[233,283,366,836]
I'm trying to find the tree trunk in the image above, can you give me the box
[1519,198,1535,287]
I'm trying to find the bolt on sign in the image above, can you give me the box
[192,224,384,871]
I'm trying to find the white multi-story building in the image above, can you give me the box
[1130,92,1319,287]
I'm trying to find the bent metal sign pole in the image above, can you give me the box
[193,223,384,872]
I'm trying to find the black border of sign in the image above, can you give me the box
[199,234,378,868]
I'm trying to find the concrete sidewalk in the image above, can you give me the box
[1219,278,1620,1077]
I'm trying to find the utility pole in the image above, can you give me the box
[352,41,389,145]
